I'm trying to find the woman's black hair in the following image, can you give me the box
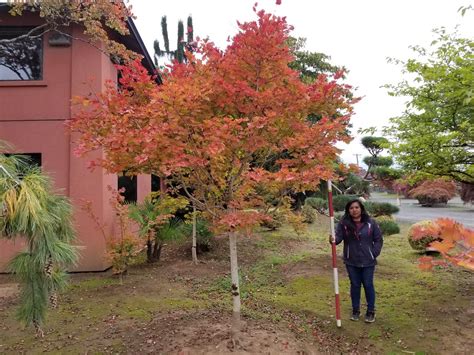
[343,199,370,221]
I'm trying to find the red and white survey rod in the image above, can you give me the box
[328,179,342,327]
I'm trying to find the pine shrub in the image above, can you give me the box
[334,212,344,224]
[375,215,400,236]
[365,201,399,217]
[182,217,214,252]
[332,194,360,212]
[301,204,317,223]
[261,211,284,230]
[304,197,327,213]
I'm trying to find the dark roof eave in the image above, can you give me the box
[125,17,162,85]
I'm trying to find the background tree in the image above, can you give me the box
[287,36,340,82]
[361,136,388,179]
[154,15,194,65]
[71,8,356,345]
[460,183,474,204]
[265,36,356,208]
[360,135,402,190]
[0,148,78,337]
[385,28,473,189]
[287,36,355,125]
[409,179,457,206]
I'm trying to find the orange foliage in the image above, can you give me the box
[71,8,358,233]
[408,220,442,251]
[416,218,474,271]
[417,256,449,271]
[428,218,474,271]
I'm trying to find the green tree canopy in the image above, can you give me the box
[287,36,340,82]
[361,136,392,179]
[363,156,393,168]
[361,136,389,157]
[385,28,474,184]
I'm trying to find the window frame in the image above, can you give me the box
[0,26,44,81]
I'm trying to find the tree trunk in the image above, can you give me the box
[229,232,241,346]
[192,204,198,264]
[146,238,153,263]
[152,241,162,261]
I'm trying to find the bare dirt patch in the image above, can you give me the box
[118,309,314,354]
[280,256,332,281]
[0,283,18,299]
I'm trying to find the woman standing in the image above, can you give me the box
[333,199,383,322]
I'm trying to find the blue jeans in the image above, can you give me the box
[345,265,376,312]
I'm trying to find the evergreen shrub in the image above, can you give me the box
[301,204,317,223]
[182,218,214,252]
[261,211,284,230]
[332,194,360,212]
[365,202,399,216]
[375,215,400,236]
[304,197,327,212]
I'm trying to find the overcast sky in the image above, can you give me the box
[130,0,473,166]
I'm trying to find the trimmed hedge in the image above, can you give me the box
[332,194,360,212]
[375,215,400,236]
[304,197,327,211]
[365,202,399,217]
[301,204,317,223]
[261,211,284,230]
[334,211,344,224]
[182,218,214,251]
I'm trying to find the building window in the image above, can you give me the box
[151,174,161,192]
[118,175,137,203]
[3,153,42,168]
[0,27,43,81]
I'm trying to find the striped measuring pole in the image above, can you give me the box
[327,179,342,327]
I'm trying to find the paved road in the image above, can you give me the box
[369,193,474,228]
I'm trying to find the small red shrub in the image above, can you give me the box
[408,220,442,251]
[409,179,456,206]
[393,177,418,198]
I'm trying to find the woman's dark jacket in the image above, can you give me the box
[335,214,383,267]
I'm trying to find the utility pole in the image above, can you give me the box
[353,153,361,167]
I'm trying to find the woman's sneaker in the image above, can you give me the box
[350,310,360,321]
[365,310,376,323]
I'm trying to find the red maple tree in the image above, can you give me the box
[71,8,357,343]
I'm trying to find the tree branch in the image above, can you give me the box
[0,24,50,44]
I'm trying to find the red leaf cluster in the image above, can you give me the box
[414,218,474,271]
[409,179,456,206]
[70,9,357,231]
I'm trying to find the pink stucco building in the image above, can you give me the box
[0,6,158,271]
